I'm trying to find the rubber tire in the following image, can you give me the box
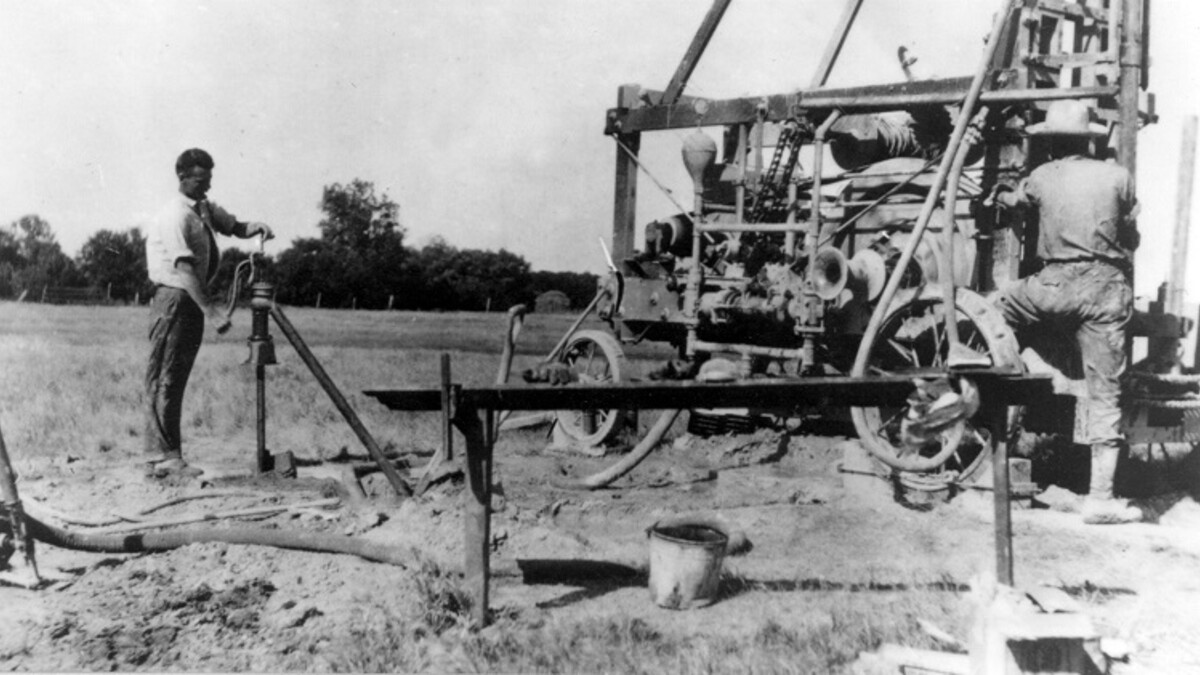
[554,330,628,446]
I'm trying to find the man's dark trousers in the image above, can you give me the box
[145,286,205,460]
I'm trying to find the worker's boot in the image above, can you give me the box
[1082,442,1141,525]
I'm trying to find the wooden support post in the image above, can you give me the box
[270,304,412,497]
[991,396,1013,586]
[809,0,864,88]
[611,84,642,262]
[440,353,454,464]
[455,404,492,627]
[1117,0,1143,179]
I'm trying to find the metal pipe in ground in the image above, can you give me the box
[255,365,269,473]
[269,304,412,498]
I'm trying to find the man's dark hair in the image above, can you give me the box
[175,148,214,177]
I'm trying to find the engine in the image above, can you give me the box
[602,111,972,377]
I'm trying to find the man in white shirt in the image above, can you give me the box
[144,148,273,478]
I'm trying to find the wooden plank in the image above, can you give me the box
[366,371,1050,413]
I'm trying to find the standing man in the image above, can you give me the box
[144,148,273,478]
[991,100,1141,524]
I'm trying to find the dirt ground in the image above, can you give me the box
[3,418,1200,672]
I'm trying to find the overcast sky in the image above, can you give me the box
[1,0,1198,299]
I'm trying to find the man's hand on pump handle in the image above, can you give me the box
[207,224,275,335]
[247,223,275,241]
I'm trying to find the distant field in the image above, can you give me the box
[0,302,669,466]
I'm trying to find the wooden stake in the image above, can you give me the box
[992,399,1013,586]
[456,405,491,627]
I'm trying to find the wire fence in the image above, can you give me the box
[26,285,115,305]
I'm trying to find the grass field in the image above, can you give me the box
[0,300,964,672]
[7,301,1194,673]
[0,301,645,468]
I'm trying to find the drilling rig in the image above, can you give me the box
[544,0,1197,495]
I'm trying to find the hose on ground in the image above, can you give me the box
[551,409,681,490]
[24,513,417,568]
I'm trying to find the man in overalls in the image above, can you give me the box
[992,100,1141,525]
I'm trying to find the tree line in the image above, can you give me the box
[1,179,598,312]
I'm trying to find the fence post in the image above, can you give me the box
[315,292,321,309]
[388,295,395,311]
[106,282,112,301]
[352,297,357,310]
[40,285,47,303]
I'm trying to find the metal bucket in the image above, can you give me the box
[647,521,728,609]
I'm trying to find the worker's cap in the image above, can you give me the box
[1025,100,1107,137]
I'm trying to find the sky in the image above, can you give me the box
[1,0,1199,301]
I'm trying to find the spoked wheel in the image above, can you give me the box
[554,330,628,446]
[851,288,1022,490]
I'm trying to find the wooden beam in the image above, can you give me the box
[607,80,1119,133]
[661,0,733,105]
[366,370,1050,413]
[809,0,864,88]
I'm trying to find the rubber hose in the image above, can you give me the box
[850,0,1014,472]
[551,409,681,490]
[24,513,417,568]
